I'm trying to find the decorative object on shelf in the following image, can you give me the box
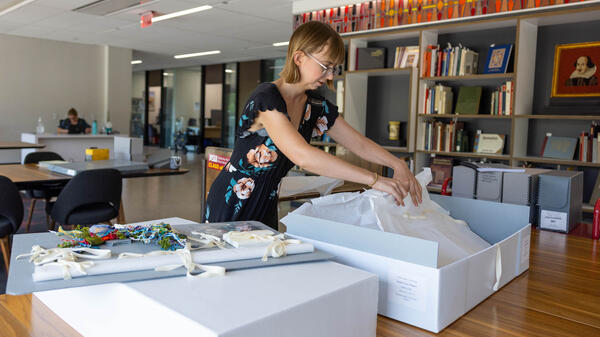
[474,133,505,154]
[401,46,420,68]
[541,136,578,160]
[483,43,513,74]
[429,156,454,187]
[455,86,482,115]
[388,121,402,140]
[551,41,600,97]
[356,47,386,70]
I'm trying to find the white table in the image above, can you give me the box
[33,217,379,337]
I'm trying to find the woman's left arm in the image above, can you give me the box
[327,117,422,205]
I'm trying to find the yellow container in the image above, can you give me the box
[85,148,109,161]
[388,121,401,140]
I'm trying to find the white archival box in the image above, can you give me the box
[33,217,379,337]
[282,195,531,333]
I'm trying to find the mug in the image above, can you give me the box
[170,156,182,170]
[388,121,401,141]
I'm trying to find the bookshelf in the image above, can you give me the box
[307,2,600,217]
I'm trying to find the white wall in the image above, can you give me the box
[0,34,131,162]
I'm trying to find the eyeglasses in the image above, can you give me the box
[305,52,336,77]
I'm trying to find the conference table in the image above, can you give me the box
[0,163,189,223]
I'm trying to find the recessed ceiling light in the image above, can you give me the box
[131,60,142,65]
[152,5,212,23]
[174,50,221,59]
[272,41,289,47]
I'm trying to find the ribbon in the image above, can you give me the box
[17,245,110,280]
[261,235,302,262]
[492,245,503,291]
[189,231,226,249]
[118,243,225,278]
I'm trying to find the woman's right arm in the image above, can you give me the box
[259,109,410,205]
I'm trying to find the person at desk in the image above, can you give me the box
[57,108,91,134]
[205,21,422,229]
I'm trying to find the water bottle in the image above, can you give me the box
[105,121,113,135]
[92,120,98,135]
[36,117,45,134]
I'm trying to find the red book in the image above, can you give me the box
[540,134,549,156]
[436,49,443,77]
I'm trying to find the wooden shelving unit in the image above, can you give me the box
[418,114,512,119]
[346,67,414,77]
[513,156,600,168]
[382,146,410,153]
[514,115,600,120]
[310,141,338,147]
[418,150,510,161]
[420,73,515,81]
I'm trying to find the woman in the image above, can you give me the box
[57,108,91,134]
[205,21,422,229]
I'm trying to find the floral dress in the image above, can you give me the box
[205,82,339,229]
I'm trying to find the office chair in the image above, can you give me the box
[23,151,65,231]
[0,176,24,273]
[47,169,122,230]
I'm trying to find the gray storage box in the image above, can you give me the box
[502,168,551,224]
[537,171,583,233]
[476,171,503,202]
[452,165,477,199]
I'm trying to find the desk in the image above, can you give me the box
[0,164,189,223]
[21,133,115,163]
[204,126,221,139]
[1,229,599,336]
[278,181,367,202]
[0,142,45,164]
[0,142,45,150]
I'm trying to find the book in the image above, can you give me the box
[540,133,552,157]
[454,86,482,115]
[542,136,577,160]
[429,157,454,187]
[483,44,513,74]
[475,133,505,154]
[356,47,386,70]
[590,173,600,205]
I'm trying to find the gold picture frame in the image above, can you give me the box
[551,41,600,98]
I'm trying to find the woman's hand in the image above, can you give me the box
[392,163,422,207]
[372,176,410,206]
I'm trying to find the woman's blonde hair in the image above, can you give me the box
[279,21,345,89]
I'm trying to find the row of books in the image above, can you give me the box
[490,80,513,116]
[423,121,468,152]
[540,123,600,162]
[423,84,454,115]
[578,131,599,163]
[293,1,575,33]
[393,46,419,68]
[421,44,479,78]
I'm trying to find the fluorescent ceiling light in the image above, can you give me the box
[273,41,289,47]
[131,60,142,65]
[152,5,212,23]
[225,69,234,73]
[163,72,172,76]
[174,50,221,59]
[0,0,38,17]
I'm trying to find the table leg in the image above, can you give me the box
[0,236,10,273]
[117,198,126,224]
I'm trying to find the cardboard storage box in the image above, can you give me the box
[283,194,531,333]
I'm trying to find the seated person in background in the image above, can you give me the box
[57,108,91,134]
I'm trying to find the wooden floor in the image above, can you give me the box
[1,154,599,336]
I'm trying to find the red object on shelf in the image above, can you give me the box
[593,198,600,240]
[441,177,452,196]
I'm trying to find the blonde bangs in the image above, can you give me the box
[279,21,345,86]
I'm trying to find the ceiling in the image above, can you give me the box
[0,0,294,70]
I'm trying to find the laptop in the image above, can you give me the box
[46,160,150,177]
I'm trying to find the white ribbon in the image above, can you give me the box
[493,245,503,291]
[17,245,110,280]
[118,243,226,278]
[224,230,278,244]
[261,234,302,262]
[189,231,226,249]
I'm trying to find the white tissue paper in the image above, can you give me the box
[297,168,490,267]
[279,176,344,198]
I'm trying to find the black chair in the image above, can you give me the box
[0,176,24,273]
[46,169,122,230]
[23,151,65,232]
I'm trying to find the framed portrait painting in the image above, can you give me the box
[551,41,600,98]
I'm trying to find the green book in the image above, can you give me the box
[454,86,482,115]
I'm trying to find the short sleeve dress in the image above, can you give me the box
[205,82,339,229]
